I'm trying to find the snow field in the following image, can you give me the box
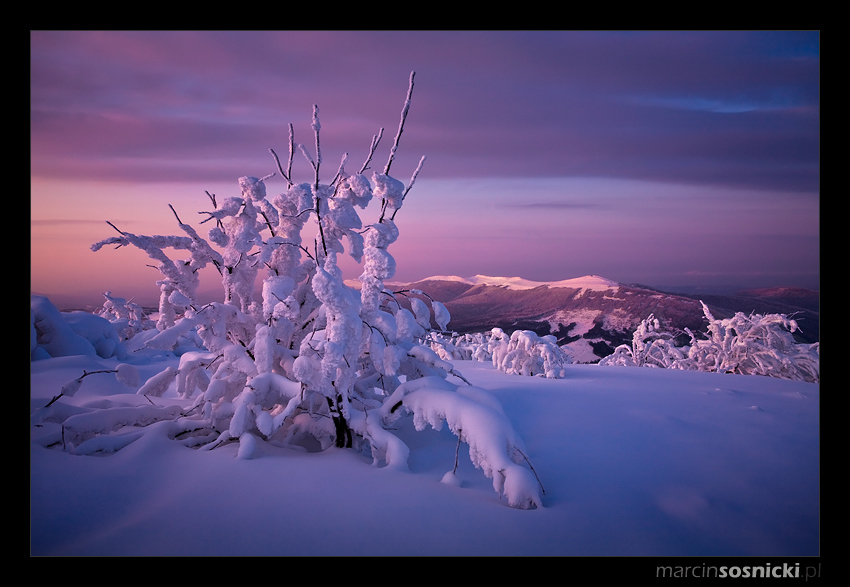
[31,353,818,556]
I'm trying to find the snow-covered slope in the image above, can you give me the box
[420,274,620,292]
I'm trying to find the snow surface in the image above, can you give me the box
[31,352,818,556]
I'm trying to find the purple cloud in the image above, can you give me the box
[31,31,818,191]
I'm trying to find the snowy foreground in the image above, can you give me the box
[31,353,818,557]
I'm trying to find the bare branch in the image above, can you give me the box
[391,155,426,221]
[203,191,225,230]
[259,210,276,237]
[106,221,126,236]
[384,71,416,176]
[449,368,472,387]
[287,123,295,180]
[359,128,384,174]
[269,238,316,262]
[168,204,183,225]
[515,448,546,496]
[279,208,314,220]
[312,104,321,189]
[453,431,462,473]
[270,148,292,187]
[330,152,349,187]
[315,196,328,258]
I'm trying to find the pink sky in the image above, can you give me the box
[31,31,819,308]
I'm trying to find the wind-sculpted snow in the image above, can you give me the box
[32,295,113,360]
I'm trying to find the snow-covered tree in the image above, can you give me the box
[80,73,542,508]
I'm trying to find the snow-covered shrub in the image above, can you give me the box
[96,291,153,340]
[67,73,542,508]
[91,227,221,331]
[682,302,819,382]
[598,313,681,369]
[599,303,819,383]
[423,328,573,378]
[423,331,473,361]
[484,328,572,378]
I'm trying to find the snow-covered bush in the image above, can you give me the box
[458,327,571,378]
[681,302,819,382]
[491,329,572,378]
[45,73,543,508]
[423,331,475,361]
[91,224,221,331]
[421,328,573,379]
[600,303,819,383]
[598,313,682,369]
[96,291,153,340]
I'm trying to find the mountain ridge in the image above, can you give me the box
[404,274,621,292]
[398,274,819,363]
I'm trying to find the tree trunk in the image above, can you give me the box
[328,395,352,448]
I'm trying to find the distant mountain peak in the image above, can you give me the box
[415,274,621,292]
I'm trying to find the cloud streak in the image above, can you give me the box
[31,31,819,191]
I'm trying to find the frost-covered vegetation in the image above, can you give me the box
[421,300,818,384]
[31,74,543,509]
[429,328,572,379]
[599,303,819,383]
